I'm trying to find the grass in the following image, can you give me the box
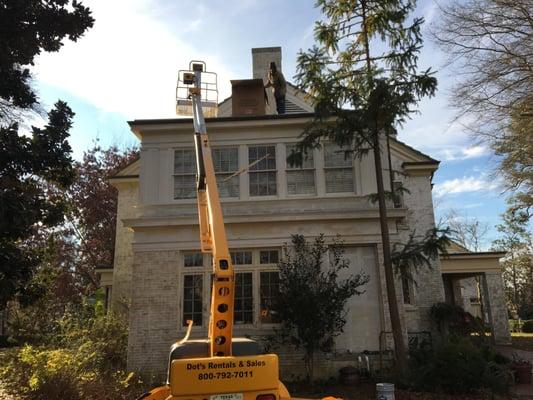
[511,332,533,351]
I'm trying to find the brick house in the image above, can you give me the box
[99,47,510,379]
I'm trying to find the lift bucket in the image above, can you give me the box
[176,63,219,117]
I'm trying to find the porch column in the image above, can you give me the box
[480,272,511,344]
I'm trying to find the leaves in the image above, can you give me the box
[272,234,369,381]
[0,0,94,120]
[391,228,452,284]
[0,102,76,307]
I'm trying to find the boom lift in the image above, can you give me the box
[138,61,291,400]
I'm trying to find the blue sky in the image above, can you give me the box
[30,0,511,248]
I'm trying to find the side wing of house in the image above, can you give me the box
[105,157,140,314]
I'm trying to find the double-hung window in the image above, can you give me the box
[248,145,277,196]
[286,144,316,195]
[234,273,253,324]
[213,147,239,198]
[183,274,203,326]
[324,143,354,193]
[231,250,253,325]
[260,272,280,323]
[174,149,196,199]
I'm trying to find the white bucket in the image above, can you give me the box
[376,383,395,400]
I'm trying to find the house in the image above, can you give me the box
[100,47,510,379]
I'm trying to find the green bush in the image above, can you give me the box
[522,319,533,333]
[406,336,513,394]
[0,313,145,400]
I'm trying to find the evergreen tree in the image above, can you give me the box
[0,0,93,307]
[293,0,437,371]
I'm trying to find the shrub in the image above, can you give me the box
[0,313,144,400]
[406,336,513,394]
[430,302,485,336]
[522,320,533,333]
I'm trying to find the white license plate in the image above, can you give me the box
[210,394,243,400]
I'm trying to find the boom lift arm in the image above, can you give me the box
[138,61,290,400]
[189,62,235,358]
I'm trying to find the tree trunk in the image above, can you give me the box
[373,133,408,373]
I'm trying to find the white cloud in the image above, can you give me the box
[32,0,234,119]
[433,176,500,197]
[461,145,489,159]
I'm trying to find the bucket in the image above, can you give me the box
[376,383,395,400]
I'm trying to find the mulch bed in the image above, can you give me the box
[289,382,512,400]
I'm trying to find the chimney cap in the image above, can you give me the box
[252,46,282,54]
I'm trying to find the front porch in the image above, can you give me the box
[440,251,511,344]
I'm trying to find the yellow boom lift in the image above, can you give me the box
[138,61,291,400]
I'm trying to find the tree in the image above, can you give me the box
[492,199,532,318]
[67,144,139,292]
[0,0,94,123]
[432,0,533,217]
[0,102,77,307]
[440,209,490,252]
[0,0,93,307]
[272,234,368,381]
[292,0,437,371]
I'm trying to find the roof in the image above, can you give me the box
[128,112,315,127]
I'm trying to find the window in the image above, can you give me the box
[324,143,354,193]
[393,181,404,208]
[184,252,203,267]
[286,144,315,195]
[260,250,279,264]
[183,274,203,326]
[231,251,252,265]
[213,147,239,198]
[401,274,412,305]
[174,149,196,199]
[249,145,277,196]
[234,273,253,324]
[260,272,280,323]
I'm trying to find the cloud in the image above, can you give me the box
[32,0,235,119]
[433,176,501,197]
[461,145,489,159]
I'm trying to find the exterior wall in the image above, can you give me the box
[388,148,445,339]
[117,117,445,378]
[110,182,139,314]
[481,272,512,344]
[128,250,181,374]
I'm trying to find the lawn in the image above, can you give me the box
[511,332,533,351]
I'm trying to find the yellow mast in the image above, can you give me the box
[188,62,234,357]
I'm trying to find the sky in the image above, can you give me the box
[30,0,512,249]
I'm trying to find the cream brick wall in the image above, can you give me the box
[114,116,446,379]
[127,250,181,374]
[111,182,139,315]
[400,171,445,335]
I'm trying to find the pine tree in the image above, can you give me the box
[293,0,437,371]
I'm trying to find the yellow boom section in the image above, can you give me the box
[190,66,235,358]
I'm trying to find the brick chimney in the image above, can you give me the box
[252,47,282,83]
